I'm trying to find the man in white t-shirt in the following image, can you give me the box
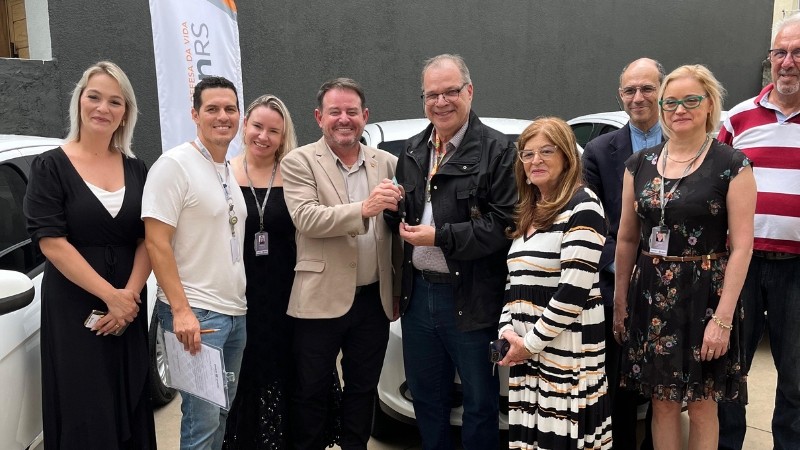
[142,76,247,450]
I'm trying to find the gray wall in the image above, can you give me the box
[0,59,62,136]
[1,0,773,165]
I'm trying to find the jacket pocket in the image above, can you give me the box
[295,260,325,273]
[457,187,483,219]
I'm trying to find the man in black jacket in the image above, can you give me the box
[384,54,516,449]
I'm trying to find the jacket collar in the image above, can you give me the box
[407,111,484,166]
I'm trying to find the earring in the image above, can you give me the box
[121,119,126,127]
[525,178,531,185]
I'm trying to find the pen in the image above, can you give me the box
[200,328,220,334]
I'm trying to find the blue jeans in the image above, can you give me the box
[402,273,499,450]
[718,256,800,450]
[157,301,247,450]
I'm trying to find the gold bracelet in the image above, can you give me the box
[711,314,733,330]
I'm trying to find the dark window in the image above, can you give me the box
[598,124,620,138]
[0,163,42,274]
[378,140,406,157]
[571,123,595,148]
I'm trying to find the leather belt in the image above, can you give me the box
[753,250,798,260]
[642,251,727,262]
[354,281,379,295]
[419,269,453,284]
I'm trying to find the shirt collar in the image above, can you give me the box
[427,120,469,151]
[630,121,661,136]
[327,143,365,172]
[757,84,800,122]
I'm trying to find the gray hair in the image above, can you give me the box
[66,61,138,157]
[773,12,800,43]
[421,54,472,91]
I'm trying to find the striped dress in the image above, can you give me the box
[499,187,612,450]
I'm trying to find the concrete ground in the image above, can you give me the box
[155,338,778,449]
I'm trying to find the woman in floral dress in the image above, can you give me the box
[613,65,756,449]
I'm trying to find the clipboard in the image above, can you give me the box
[162,329,232,410]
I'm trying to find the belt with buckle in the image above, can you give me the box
[642,251,727,262]
[753,250,798,260]
[419,269,453,284]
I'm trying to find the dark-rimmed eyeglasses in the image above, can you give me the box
[659,95,706,112]
[518,146,558,163]
[619,85,658,99]
[421,83,468,105]
[768,48,800,64]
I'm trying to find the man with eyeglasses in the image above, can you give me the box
[581,57,664,450]
[384,54,516,449]
[716,13,800,450]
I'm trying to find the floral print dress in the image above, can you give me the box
[620,140,750,403]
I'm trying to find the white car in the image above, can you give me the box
[361,117,532,156]
[0,135,175,450]
[567,111,630,149]
[364,118,532,436]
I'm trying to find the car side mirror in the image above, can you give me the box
[0,270,35,316]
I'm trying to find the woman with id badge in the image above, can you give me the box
[614,65,756,449]
[222,95,340,449]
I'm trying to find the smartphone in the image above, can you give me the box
[84,310,128,336]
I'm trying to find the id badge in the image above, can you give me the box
[230,236,240,263]
[254,231,269,256]
[648,226,670,256]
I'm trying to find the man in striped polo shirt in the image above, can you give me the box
[716,13,800,450]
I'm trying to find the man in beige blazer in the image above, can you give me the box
[281,78,402,450]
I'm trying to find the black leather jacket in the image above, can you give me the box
[385,112,517,331]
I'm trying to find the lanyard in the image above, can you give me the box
[425,130,446,201]
[658,136,709,226]
[243,156,277,232]
[193,138,238,237]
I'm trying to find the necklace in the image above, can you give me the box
[664,136,709,164]
[666,153,698,163]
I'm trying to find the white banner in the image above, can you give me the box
[149,0,244,156]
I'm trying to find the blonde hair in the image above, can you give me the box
[658,64,726,140]
[66,61,137,157]
[510,117,584,239]
[243,94,297,161]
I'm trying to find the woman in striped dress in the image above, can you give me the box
[498,117,612,450]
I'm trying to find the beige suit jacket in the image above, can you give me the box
[281,138,399,319]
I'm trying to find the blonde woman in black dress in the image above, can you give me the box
[223,95,340,449]
[24,61,155,449]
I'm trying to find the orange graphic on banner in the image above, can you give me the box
[221,0,237,13]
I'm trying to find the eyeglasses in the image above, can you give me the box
[421,83,468,105]
[619,85,658,99]
[518,146,558,163]
[659,95,706,112]
[768,48,800,64]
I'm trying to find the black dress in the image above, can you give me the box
[23,148,155,449]
[619,141,750,404]
[223,186,341,450]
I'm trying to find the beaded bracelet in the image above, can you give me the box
[711,314,733,330]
